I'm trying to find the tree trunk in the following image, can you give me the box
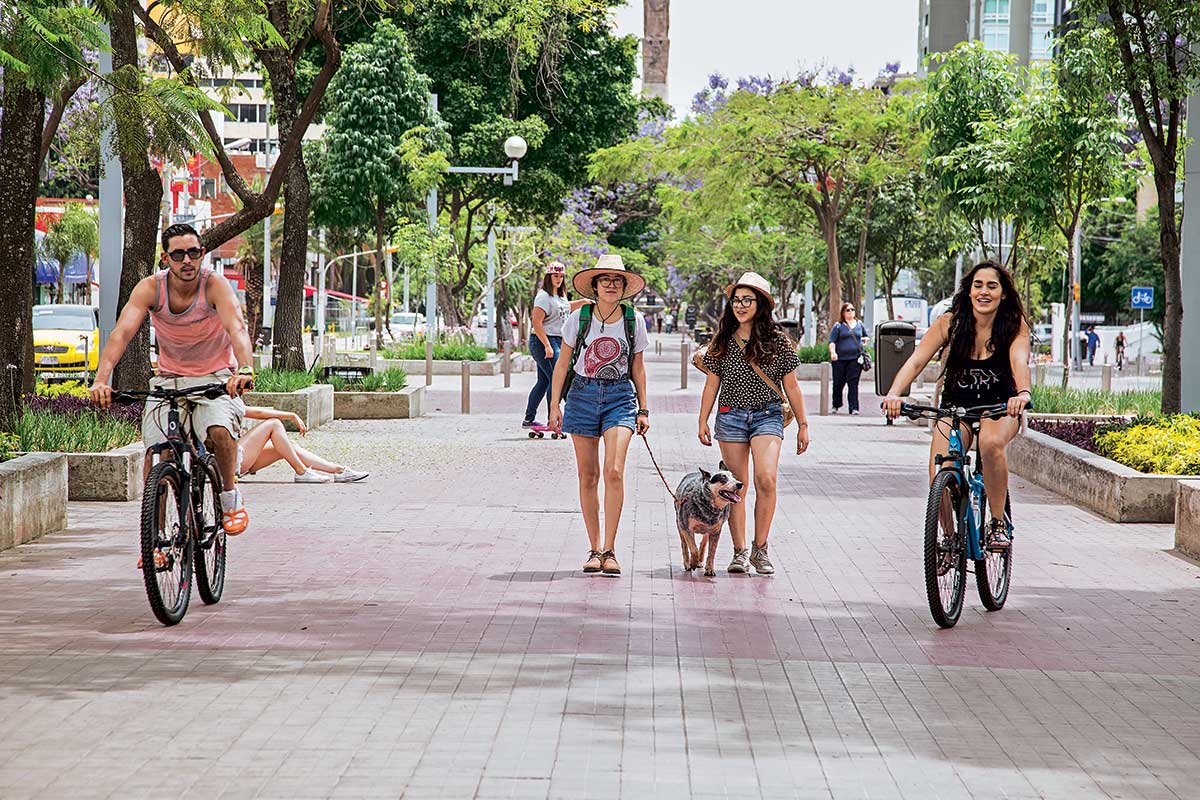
[259,42,311,372]
[243,257,263,342]
[1156,177,1182,413]
[1059,222,1076,391]
[821,214,842,341]
[855,189,874,312]
[0,81,44,430]
[374,202,386,349]
[111,4,161,392]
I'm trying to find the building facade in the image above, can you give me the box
[917,0,1065,73]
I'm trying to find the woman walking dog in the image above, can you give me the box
[522,261,589,432]
[697,272,810,574]
[549,255,650,576]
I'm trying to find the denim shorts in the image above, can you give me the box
[562,376,637,437]
[715,401,784,442]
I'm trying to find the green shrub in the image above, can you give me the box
[36,380,90,399]
[360,372,385,392]
[1029,385,1161,416]
[383,336,487,362]
[796,344,829,364]
[17,408,140,453]
[322,374,347,392]
[254,368,316,393]
[381,367,407,391]
[0,431,18,462]
[1093,414,1200,475]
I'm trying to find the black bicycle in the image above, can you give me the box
[114,383,230,626]
[897,402,1026,628]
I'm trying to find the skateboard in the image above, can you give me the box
[525,422,566,440]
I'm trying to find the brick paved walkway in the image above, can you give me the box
[2,335,1198,799]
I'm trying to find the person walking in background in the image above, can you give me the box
[828,302,867,415]
[1115,331,1127,370]
[1086,325,1100,366]
[656,314,663,334]
[522,261,587,431]
[697,272,810,575]
[549,255,650,576]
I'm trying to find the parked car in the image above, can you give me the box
[33,304,98,379]
[389,311,425,338]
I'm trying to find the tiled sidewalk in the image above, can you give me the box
[1,335,1198,799]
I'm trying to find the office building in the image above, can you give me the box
[917,0,1066,73]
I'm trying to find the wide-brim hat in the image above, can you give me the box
[724,271,775,309]
[571,254,646,300]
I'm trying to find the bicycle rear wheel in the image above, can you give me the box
[975,494,1013,611]
[193,454,226,605]
[924,469,967,628]
[140,461,193,626]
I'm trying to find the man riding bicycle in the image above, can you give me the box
[882,260,1032,552]
[90,223,255,536]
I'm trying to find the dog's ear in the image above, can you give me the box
[718,460,728,472]
[698,466,712,481]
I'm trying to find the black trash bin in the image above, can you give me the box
[874,320,917,397]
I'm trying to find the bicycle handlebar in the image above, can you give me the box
[895,401,1032,422]
[111,382,230,404]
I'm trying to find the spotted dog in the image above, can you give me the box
[674,464,744,576]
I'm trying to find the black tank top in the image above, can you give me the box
[941,350,1017,408]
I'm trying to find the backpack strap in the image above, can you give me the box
[623,304,636,352]
[565,304,592,375]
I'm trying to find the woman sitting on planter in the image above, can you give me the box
[236,407,368,483]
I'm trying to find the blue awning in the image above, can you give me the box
[33,229,91,284]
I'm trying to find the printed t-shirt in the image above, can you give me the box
[533,289,571,337]
[562,306,649,379]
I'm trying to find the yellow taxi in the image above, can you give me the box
[33,304,99,378]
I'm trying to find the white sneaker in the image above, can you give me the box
[295,468,332,484]
[334,468,369,483]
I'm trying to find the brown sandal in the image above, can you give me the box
[582,551,603,573]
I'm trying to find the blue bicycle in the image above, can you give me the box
[899,402,1022,628]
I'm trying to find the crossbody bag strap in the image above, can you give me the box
[734,335,787,404]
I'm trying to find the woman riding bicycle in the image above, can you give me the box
[882,260,1032,552]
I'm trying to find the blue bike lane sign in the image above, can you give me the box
[1131,286,1154,310]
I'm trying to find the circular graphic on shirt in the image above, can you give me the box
[584,335,625,379]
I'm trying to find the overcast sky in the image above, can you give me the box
[610,0,919,119]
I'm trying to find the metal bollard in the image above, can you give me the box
[819,361,831,416]
[369,337,378,372]
[656,340,662,355]
[503,339,511,388]
[461,361,471,414]
[681,342,689,389]
[1035,363,1046,386]
[425,339,434,386]
[1101,364,1112,392]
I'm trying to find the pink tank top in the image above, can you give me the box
[149,267,236,377]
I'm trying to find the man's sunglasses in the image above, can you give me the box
[166,247,205,262]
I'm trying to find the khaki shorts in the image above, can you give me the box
[142,371,245,449]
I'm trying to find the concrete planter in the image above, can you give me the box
[0,453,68,552]
[333,385,425,419]
[1008,429,1199,523]
[243,384,333,432]
[1175,481,1200,560]
[67,441,143,501]
[333,353,501,376]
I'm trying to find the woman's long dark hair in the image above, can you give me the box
[540,272,567,297]
[941,261,1027,385]
[707,287,781,366]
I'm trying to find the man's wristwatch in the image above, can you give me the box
[636,408,650,417]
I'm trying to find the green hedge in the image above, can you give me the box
[383,341,488,361]
[1093,414,1200,475]
[1029,385,1161,416]
[253,368,317,393]
[321,367,408,392]
[17,409,140,454]
[796,344,829,364]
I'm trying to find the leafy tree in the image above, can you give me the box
[1081,205,1164,335]
[1069,1,1200,411]
[0,0,105,429]
[42,203,98,303]
[311,20,448,347]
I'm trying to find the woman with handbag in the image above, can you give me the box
[548,255,650,576]
[828,302,868,415]
[697,272,810,575]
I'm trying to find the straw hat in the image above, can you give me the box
[724,271,775,309]
[571,254,646,300]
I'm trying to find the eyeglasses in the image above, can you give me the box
[596,276,626,288]
[730,296,758,308]
[166,247,204,263]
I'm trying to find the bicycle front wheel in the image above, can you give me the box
[975,494,1013,611]
[140,461,193,626]
[193,454,226,605]
[924,469,967,629]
